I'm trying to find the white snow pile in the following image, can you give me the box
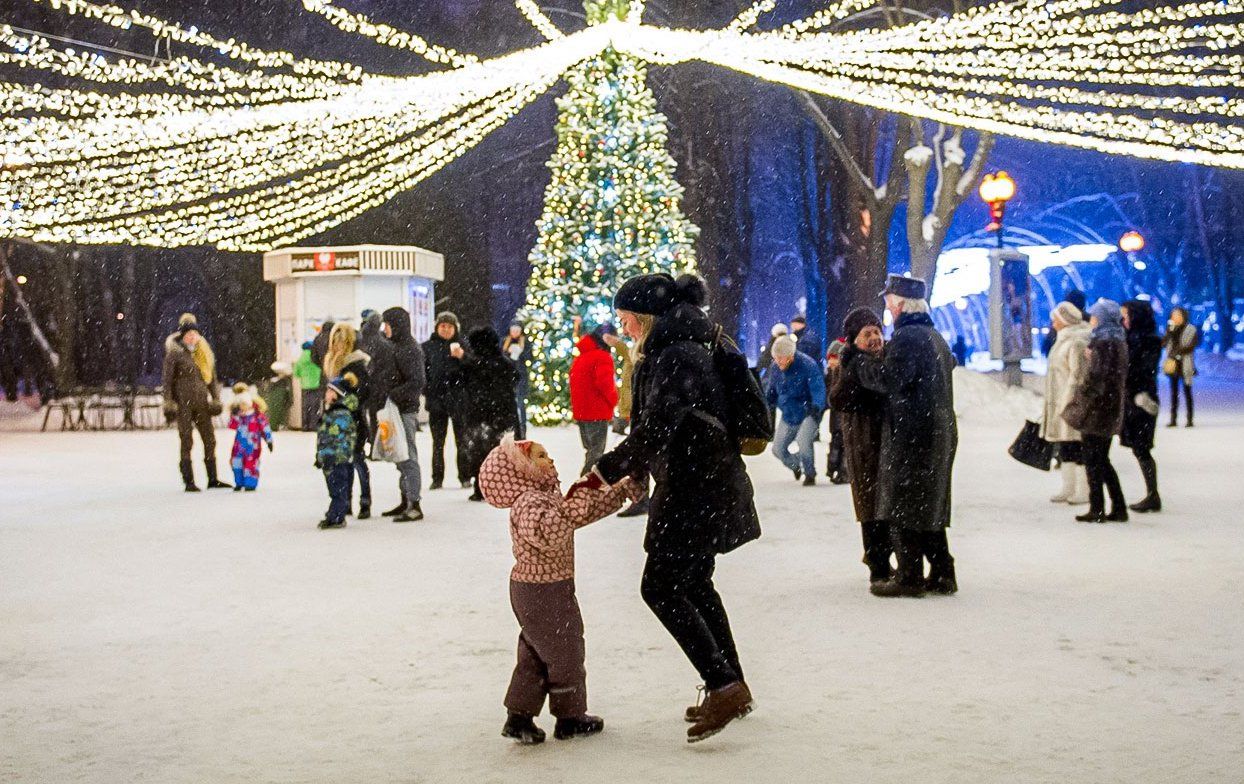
[953,367,1043,424]
[0,396,42,430]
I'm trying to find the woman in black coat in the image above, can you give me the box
[593,273,759,743]
[1121,300,1163,513]
[459,326,520,501]
[1061,300,1129,523]
[829,307,891,585]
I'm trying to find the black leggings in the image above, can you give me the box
[1132,444,1158,496]
[1168,375,1194,424]
[640,552,742,691]
[1082,434,1125,513]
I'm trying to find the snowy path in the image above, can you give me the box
[2,375,1242,783]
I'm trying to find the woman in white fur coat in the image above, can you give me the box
[1041,301,1093,505]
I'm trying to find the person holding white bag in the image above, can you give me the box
[381,306,427,523]
[1041,301,1092,505]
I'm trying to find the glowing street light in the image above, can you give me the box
[978,171,1016,248]
[1119,230,1145,253]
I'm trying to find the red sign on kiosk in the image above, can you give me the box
[290,251,360,273]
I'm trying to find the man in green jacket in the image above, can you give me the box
[293,341,322,431]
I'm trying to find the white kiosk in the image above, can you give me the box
[263,244,445,426]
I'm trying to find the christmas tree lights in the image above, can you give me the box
[518,1,697,424]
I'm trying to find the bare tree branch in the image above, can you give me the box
[798,90,879,208]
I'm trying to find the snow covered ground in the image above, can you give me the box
[2,372,1242,783]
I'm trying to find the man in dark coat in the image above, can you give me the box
[790,315,822,364]
[422,312,468,490]
[458,326,521,501]
[162,322,229,491]
[594,273,759,743]
[357,309,397,452]
[382,307,427,522]
[856,275,958,597]
[830,307,892,585]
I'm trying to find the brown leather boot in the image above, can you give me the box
[687,681,753,743]
[685,683,754,723]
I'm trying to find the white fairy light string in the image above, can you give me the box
[514,0,564,41]
[1,0,1240,251]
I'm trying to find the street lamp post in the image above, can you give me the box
[980,171,1026,386]
[979,171,1016,248]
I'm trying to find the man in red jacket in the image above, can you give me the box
[569,324,619,476]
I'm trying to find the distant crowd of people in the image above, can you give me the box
[157,272,1204,747]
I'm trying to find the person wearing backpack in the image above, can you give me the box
[592,272,761,744]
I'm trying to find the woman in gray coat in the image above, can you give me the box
[1162,306,1199,427]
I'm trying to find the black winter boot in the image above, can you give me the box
[204,458,231,489]
[870,529,925,598]
[923,531,958,595]
[180,459,200,492]
[382,491,407,517]
[393,502,424,523]
[554,714,605,740]
[501,713,546,745]
[358,500,371,520]
[861,521,893,584]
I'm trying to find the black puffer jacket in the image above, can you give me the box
[381,307,426,414]
[310,320,334,370]
[338,350,371,452]
[855,312,957,532]
[357,312,397,414]
[596,303,761,556]
[459,327,520,478]
[1121,300,1161,450]
[422,333,465,413]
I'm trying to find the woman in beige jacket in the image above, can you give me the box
[1041,301,1093,504]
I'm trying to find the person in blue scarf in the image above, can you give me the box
[1060,299,1130,523]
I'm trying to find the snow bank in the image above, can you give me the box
[953,367,1043,424]
[0,396,42,431]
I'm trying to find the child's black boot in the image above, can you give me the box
[501,712,545,745]
[554,714,604,740]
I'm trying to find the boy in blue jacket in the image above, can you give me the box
[317,374,359,529]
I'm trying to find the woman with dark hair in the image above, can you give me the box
[1121,300,1163,513]
[591,273,761,744]
[459,326,521,501]
[1162,306,1199,427]
[1061,300,1129,523]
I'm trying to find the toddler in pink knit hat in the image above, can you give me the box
[479,436,639,745]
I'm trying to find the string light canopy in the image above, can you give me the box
[1,0,1240,251]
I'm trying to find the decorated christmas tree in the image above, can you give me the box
[518,0,699,425]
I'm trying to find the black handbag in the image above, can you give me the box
[1008,420,1053,471]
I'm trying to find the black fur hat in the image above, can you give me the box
[842,307,883,343]
[613,273,707,317]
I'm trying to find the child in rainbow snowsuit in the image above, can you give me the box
[229,383,274,491]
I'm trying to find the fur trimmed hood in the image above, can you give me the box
[478,436,559,509]
[165,330,216,385]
